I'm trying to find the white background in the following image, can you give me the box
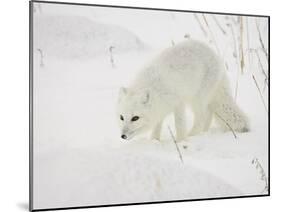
[0,0,277,211]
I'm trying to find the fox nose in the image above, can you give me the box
[121,134,127,139]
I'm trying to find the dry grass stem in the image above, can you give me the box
[246,17,252,71]
[252,49,268,84]
[109,46,115,68]
[193,14,208,38]
[252,158,269,194]
[37,48,44,67]
[215,112,237,139]
[227,23,240,100]
[255,19,268,60]
[168,126,184,164]
[212,15,227,35]
[202,14,220,55]
[239,17,245,74]
[252,74,268,112]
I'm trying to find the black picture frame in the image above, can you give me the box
[29,1,270,211]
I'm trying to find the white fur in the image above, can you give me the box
[117,40,249,141]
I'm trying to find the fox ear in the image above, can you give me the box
[141,90,150,104]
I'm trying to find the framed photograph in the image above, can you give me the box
[29,1,270,211]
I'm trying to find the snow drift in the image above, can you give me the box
[33,15,146,59]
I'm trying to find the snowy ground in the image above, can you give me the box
[32,2,269,210]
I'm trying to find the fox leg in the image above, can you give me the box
[151,121,163,140]
[190,102,211,136]
[203,108,213,131]
[174,105,188,141]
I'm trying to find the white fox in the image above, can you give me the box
[117,40,249,141]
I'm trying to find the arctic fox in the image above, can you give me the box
[117,40,249,141]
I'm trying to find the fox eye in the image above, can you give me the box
[131,116,139,121]
[120,115,124,121]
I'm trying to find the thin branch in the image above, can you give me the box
[37,48,44,67]
[212,15,227,35]
[214,112,237,139]
[109,46,115,68]
[247,48,268,86]
[252,74,268,112]
[231,17,240,25]
[227,23,239,60]
[239,17,245,74]
[255,19,268,60]
[249,49,268,85]
[252,157,268,194]
[168,126,184,164]
[227,22,240,100]
[202,14,220,55]
[193,14,208,38]
[246,17,252,72]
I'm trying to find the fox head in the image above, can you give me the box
[117,87,153,140]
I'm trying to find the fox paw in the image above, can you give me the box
[151,138,161,143]
[150,135,161,141]
[174,134,187,142]
[176,137,188,142]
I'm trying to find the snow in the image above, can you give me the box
[32,2,269,210]
[34,15,145,59]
